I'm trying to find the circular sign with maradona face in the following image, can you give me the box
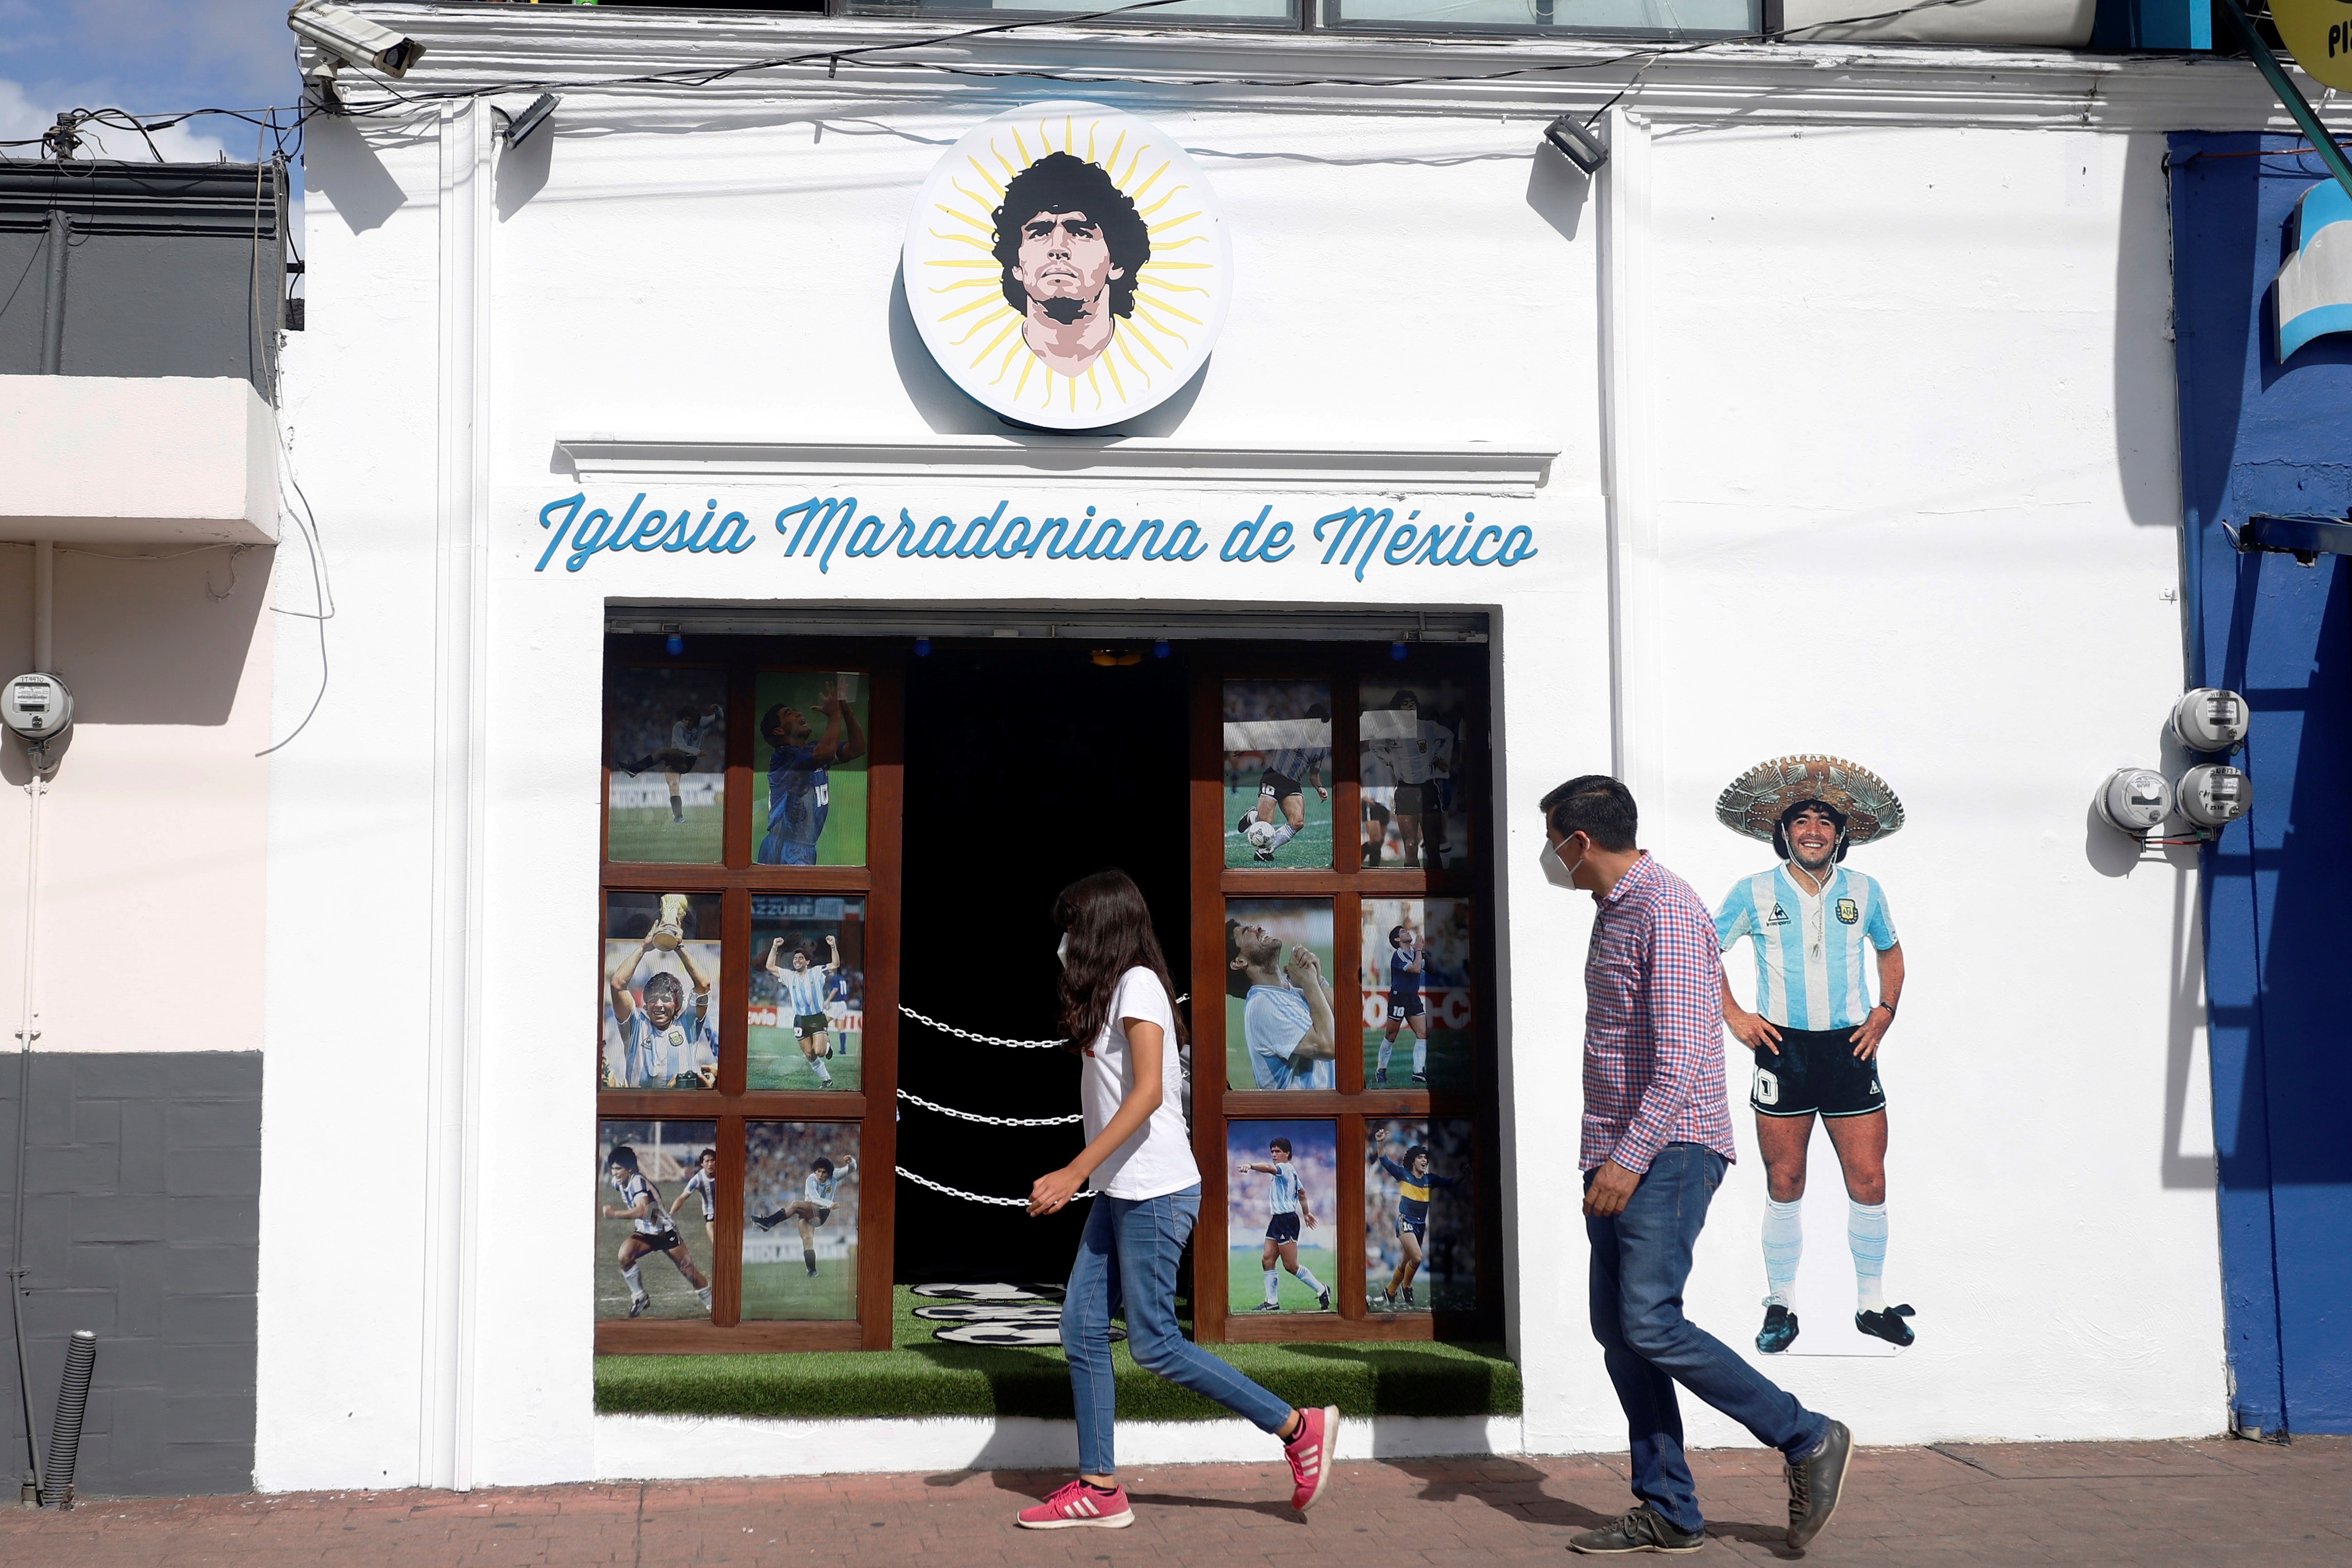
[2273,0,2352,92]
[904,101,1231,431]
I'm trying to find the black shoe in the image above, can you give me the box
[752,1213,777,1232]
[1855,1304,1914,1346]
[1318,1287,1332,1311]
[1402,1287,1415,1309]
[1362,844,1381,867]
[1375,1067,1388,1086]
[1410,1072,1428,1086]
[1567,1505,1704,1555]
[1757,1304,1799,1354]
[626,1294,650,1319]
[1785,1418,1852,1549]
[1251,1300,1281,1312]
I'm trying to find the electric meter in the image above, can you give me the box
[2096,768,2173,835]
[3,672,72,742]
[2169,688,2250,754]
[2177,764,2252,829]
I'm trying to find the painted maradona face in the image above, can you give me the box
[1013,209,1122,320]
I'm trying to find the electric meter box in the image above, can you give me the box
[3,672,72,740]
[2170,688,2250,754]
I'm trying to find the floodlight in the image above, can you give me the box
[287,2,426,79]
[501,93,560,150]
[1543,113,1609,175]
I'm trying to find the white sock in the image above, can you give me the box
[696,1285,713,1310]
[1377,1037,1393,1071]
[1293,1266,1326,1296]
[1849,1200,1889,1314]
[622,1264,645,1299]
[1263,1269,1281,1304]
[1762,1198,1803,1308]
[1266,823,1297,850]
[815,1059,832,1084]
[1412,1038,1427,1075]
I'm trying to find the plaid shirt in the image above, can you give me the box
[1581,853,1738,1173]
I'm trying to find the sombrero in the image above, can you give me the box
[1715,755,1904,847]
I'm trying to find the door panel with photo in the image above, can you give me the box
[1359,676,1469,871]
[749,896,865,1092]
[1227,1120,1338,1315]
[1364,1118,1475,1315]
[742,1121,862,1321]
[752,671,871,866]
[595,1120,718,1320]
[607,667,727,864]
[1361,897,1474,1092]
[1223,679,1332,868]
[1223,899,1337,1091]
[602,892,722,1090]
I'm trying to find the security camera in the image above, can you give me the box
[2169,688,2249,754]
[4,672,73,763]
[2177,764,2252,829]
[2096,767,2172,835]
[287,2,425,79]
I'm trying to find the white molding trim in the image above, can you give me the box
[1597,107,1658,802]
[554,437,1560,496]
[421,94,494,1496]
[336,2,2352,133]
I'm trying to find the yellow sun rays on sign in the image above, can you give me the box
[903,101,1230,432]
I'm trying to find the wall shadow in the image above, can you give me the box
[301,115,409,236]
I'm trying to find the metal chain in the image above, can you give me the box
[897,997,1189,1051]
[896,1088,1083,1127]
[896,1166,1094,1207]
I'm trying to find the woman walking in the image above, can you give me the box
[1018,868,1338,1529]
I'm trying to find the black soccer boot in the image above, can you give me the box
[1566,1505,1704,1555]
[1402,1287,1416,1309]
[1756,1304,1800,1354]
[1855,1304,1915,1346]
[751,1211,780,1232]
[1785,1418,1852,1549]
[1318,1286,1332,1311]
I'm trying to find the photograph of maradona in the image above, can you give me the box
[905,102,1231,431]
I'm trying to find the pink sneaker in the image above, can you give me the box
[1016,1478,1134,1529]
[1282,1405,1339,1512]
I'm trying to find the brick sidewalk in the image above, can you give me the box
[0,1437,2343,1567]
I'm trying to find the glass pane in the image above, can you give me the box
[1359,675,1468,871]
[1364,1117,1475,1315]
[749,895,867,1092]
[596,1120,717,1321]
[606,666,726,864]
[850,0,1295,22]
[753,671,872,867]
[1223,680,1332,868]
[1362,897,1474,1091]
[1223,899,1337,1090]
[743,1122,862,1320]
[1329,0,1755,33]
[602,892,722,1091]
[1227,1120,1338,1315]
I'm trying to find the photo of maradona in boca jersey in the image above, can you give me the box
[1713,755,1912,1360]
[1364,1118,1475,1316]
[752,670,870,867]
[601,892,722,1091]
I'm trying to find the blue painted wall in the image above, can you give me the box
[2172,132,2352,1437]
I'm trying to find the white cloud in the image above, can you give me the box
[0,74,231,164]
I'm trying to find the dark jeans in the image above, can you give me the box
[1586,1142,1828,1534]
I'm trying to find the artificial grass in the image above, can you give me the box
[594,1286,1520,1422]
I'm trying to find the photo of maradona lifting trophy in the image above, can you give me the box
[601,891,723,1090]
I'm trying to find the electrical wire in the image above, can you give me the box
[256,439,336,759]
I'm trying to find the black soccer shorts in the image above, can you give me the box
[1750,1024,1886,1118]
[1264,1212,1302,1244]
[1387,993,1426,1021]
[1259,768,1304,804]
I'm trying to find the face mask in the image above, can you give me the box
[1056,934,1070,968]
[1540,838,1583,890]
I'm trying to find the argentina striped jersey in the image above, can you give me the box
[1714,865,1898,1032]
[780,964,830,1017]
[1268,1162,1303,1216]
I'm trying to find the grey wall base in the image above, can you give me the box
[0,1052,259,1496]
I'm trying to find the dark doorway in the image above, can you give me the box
[895,641,1193,1285]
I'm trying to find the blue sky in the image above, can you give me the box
[0,0,303,163]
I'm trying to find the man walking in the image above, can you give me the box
[1540,774,1851,1555]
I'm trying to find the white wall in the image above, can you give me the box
[262,65,2225,1490]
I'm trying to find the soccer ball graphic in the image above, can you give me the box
[1245,818,1281,852]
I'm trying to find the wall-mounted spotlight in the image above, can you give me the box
[2170,687,2249,754]
[287,1,425,78]
[499,93,560,150]
[1543,113,1609,175]
[1152,640,1170,660]
[1389,641,1409,662]
[915,637,932,657]
[2177,764,2252,828]
[2096,767,2173,836]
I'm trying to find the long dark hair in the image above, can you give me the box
[1053,868,1187,1055]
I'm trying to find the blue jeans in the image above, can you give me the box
[1586,1143,1828,1534]
[1062,1184,1294,1476]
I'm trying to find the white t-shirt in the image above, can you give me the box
[1078,966,1198,1201]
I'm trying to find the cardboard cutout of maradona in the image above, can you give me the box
[905,102,1231,431]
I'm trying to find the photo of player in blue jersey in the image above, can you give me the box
[1227,1123,1337,1314]
[1224,900,1337,1091]
[1714,755,1912,1357]
[753,672,869,867]
[1360,898,1474,1090]
[1364,1118,1476,1315]
[1222,680,1333,867]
